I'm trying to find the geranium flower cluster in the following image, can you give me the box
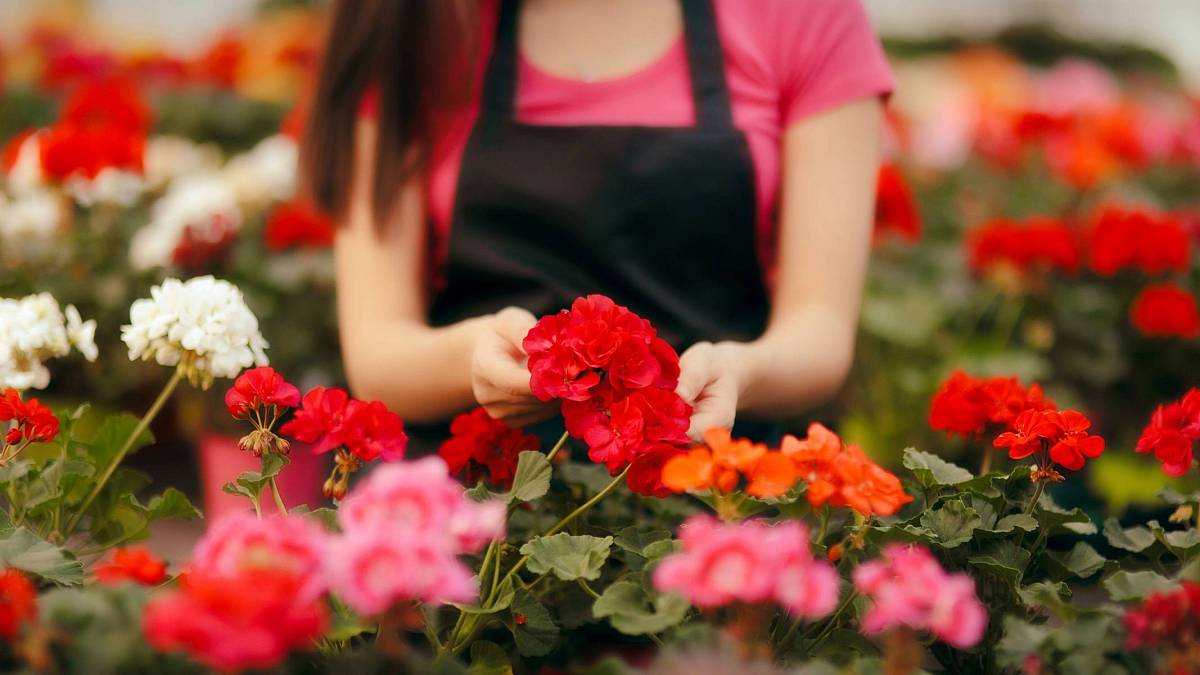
[0,389,60,464]
[1129,283,1200,339]
[652,515,839,620]
[439,407,541,488]
[121,276,269,389]
[873,163,921,243]
[144,460,504,671]
[129,174,242,272]
[662,426,913,518]
[0,568,38,641]
[1135,388,1200,477]
[3,78,150,206]
[1085,203,1190,277]
[94,546,168,586]
[929,370,1053,437]
[1123,581,1200,673]
[264,199,334,251]
[0,292,97,390]
[524,295,691,473]
[852,544,986,649]
[225,366,300,456]
[278,384,408,499]
[993,408,1105,472]
[966,216,1079,276]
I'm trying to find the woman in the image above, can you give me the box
[302,0,892,442]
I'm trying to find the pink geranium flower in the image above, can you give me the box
[327,529,477,616]
[191,512,329,602]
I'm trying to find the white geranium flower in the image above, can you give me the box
[0,292,96,390]
[65,168,146,207]
[0,189,64,264]
[222,134,298,207]
[3,132,46,195]
[129,173,242,271]
[121,276,269,388]
[144,136,222,190]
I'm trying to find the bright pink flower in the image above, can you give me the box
[224,366,301,418]
[336,457,504,553]
[279,386,350,455]
[191,513,329,602]
[653,516,838,618]
[143,569,326,672]
[327,528,476,616]
[853,544,986,649]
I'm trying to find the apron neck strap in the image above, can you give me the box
[480,0,736,130]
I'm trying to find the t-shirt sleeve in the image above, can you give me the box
[772,0,894,127]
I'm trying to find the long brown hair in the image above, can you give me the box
[301,0,477,223]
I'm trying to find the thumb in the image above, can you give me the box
[495,307,538,350]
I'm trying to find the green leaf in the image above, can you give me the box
[614,526,671,557]
[145,488,201,521]
[520,533,612,581]
[229,453,289,502]
[510,589,558,657]
[920,499,981,548]
[557,463,613,496]
[0,527,83,585]
[968,540,1031,585]
[88,414,154,467]
[1044,542,1106,579]
[290,505,339,531]
[1103,518,1156,553]
[989,513,1039,534]
[641,539,680,564]
[1034,494,1096,536]
[453,578,515,615]
[995,616,1052,669]
[1017,580,1075,620]
[902,448,973,487]
[0,460,33,484]
[592,579,689,635]
[1103,570,1175,601]
[506,452,552,504]
[468,641,512,675]
[1159,527,1200,558]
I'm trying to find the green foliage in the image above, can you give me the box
[592,580,689,636]
[520,533,613,581]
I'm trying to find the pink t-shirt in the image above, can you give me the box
[367,0,893,266]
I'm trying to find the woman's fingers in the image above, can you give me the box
[686,373,739,440]
[675,341,716,403]
[676,341,740,440]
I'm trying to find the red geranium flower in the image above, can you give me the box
[337,399,408,463]
[264,200,334,251]
[439,407,540,489]
[0,568,37,641]
[279,386,350,455]
[142,569,326,672]
[967,216,1080,275]
[627,443,685,498]
[1124,580,1200,673]
[225,367,302,419]
[1136,389,1200,477]
[928,371,1054,438]
[1130,284,1200,338]
[0,389,60,446]
[874,163,921,243]
[1086,204,1191,276]
[59,77,152,134]
[94,546,168,586]
[994,408,1104,471]
[1047,410,1105,471]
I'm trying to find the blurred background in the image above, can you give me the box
[2,0,1199,550]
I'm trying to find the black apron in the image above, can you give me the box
[419,0,777,452]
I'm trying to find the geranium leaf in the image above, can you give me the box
[989,513,1038,534]
[506,452,552,504]
[920,498,980,548]
[592,579,689,635]
[1017,580,1075,620]
[146,488,201,521]
[968,540,1030,586]
[509,589,558,657]
[520,533,612,581]
[468,641,512,675]
[1102,570,1174,601]
[1043,542,1106,579]
[902,448,973,487]
[88,414,154,467]
[1102,518,1156,553]
[1033,494,1096,536]
[0,527,83,585]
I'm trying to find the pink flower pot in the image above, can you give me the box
[199,433,326,520]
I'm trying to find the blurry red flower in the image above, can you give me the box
[1124,580,1200,672]
[1136,389,1200,477]
[928,371,1054,438]
[967,216,1080,275]
[1086,204,1191,276]
[192,32,244,88]
[39,121,144,180]
[1130,284,1200,338]
[0,569,37,641]
[225,367,302,419]
[439,407,540,488]
[627,443,686,498]
[170,213,239,271]
[94,546,168,586]
[264,200,334,251]
[60,77,152,134]
[874,163,921,243]
[143,569,326,672]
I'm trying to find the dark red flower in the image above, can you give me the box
[225,367,302,419]
[0,389,59,446]
[280,386,350,455]
[874,163,921,243]
[264,200,334,251]
[967,216,1080,275]
[1136,389,1200,477]
[0,568,37,641]
[1124,581,1200,656]
[439,407,540,488]
[1086,204,1191,276]
[94,546,168,586]
[627,443,685,498]
[170,213,239,271]
[1130,284,1200,338]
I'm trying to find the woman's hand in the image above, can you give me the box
[471,307,558,427]
[675,341,756,441]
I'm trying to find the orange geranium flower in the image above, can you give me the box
[783,423,913,517]
[782,423,842,507]
[661,428,797,497]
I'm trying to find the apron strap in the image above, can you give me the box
[479,0,736,131]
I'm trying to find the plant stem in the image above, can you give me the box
[978,450,993,476]
[66,368,183,534]
[545,431,569,464]
[269,476,288,515]
[1024,479,1047,516]
[577,579,601,600]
